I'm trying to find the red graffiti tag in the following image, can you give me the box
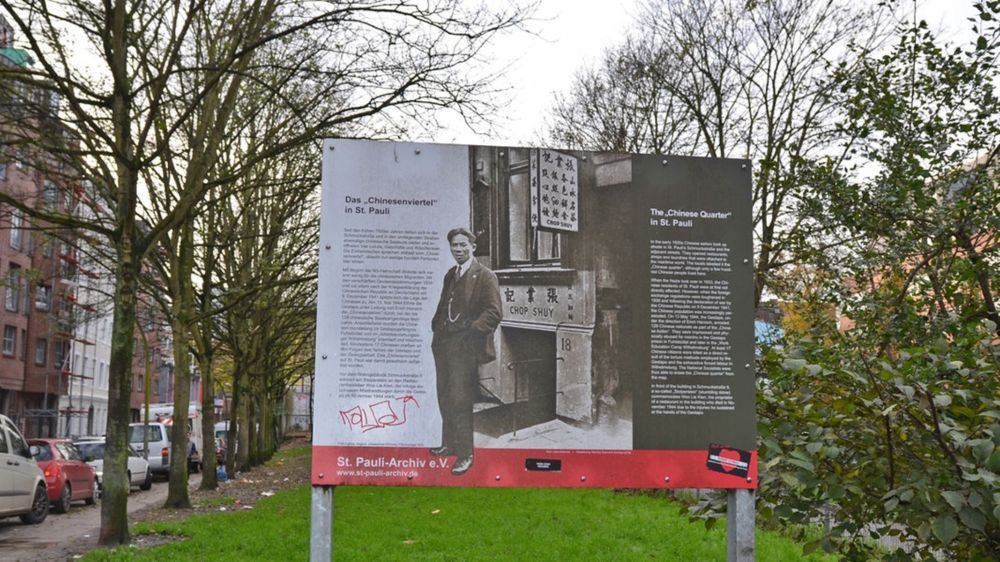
[340,395,420,432]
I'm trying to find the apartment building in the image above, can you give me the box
[0,13,81,437]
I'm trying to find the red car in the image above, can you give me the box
[28,439,98,513]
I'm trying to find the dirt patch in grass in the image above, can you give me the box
[130,532,187,549]
[127,437,311,540]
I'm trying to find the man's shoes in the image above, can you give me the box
[451,456,474,475]
[429,446,451,456]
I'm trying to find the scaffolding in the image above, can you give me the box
[20,241,98,438]
[59,246,100,438]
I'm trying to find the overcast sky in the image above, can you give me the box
[431,0,982,147]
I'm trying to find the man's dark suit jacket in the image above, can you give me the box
[431,258,502,363]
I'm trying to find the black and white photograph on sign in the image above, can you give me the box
[461,146,634,451]
[315,139,754,463]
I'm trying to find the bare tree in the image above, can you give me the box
[549,35,695,154]
[547,0,890,305]
[0,0,530,545]
[209,136,319,472]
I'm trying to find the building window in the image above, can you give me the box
[0,138,6,181]
[35,338,47,366]
[43,181,57,209]
[35,284,51,311]
[41,237,52,258]
[508,163,531,261]
[9,207,23,250]
[0,23,10,50]
[497,149,561,267]
[5,264,20,312]
[3,325,16,356]
[60,256,73,278]
[54,339,65,369]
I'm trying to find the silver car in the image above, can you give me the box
[74,439,153,492]
[0,414,48,524]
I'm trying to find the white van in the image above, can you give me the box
[127,421,172,475]
[131,402,204,474]
[214,420,229,442]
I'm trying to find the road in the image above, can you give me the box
[0,473,201,561]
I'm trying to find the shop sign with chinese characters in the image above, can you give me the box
[502,284,576,324]
[530,149,579,232]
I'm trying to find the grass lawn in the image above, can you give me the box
[83,485,835,561]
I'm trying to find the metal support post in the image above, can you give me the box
[310,485,335,561]
[727,488,755,561]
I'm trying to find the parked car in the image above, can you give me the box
[127,422,171,476]
[27,439,98,513]
[74,438,152,492]
[0,415,48,524]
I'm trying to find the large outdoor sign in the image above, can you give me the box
[313,140,756,489]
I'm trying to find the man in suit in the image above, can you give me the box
[430,228,502,475]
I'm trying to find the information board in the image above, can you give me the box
[313,140,756,489]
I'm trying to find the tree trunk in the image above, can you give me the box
[99,0,139,542]
[237,376,251,470]
[226,371,239,475]
[261,395,273,458]
[198,208,218,490]
[164,225,194,508]
[247,392,259,466]
[99,241,139,545]
[199,352,217,489]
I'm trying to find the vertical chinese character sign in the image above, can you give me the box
[536,149,578,232]
[529,150,539,226]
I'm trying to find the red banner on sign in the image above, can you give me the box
[312,446,757,489]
